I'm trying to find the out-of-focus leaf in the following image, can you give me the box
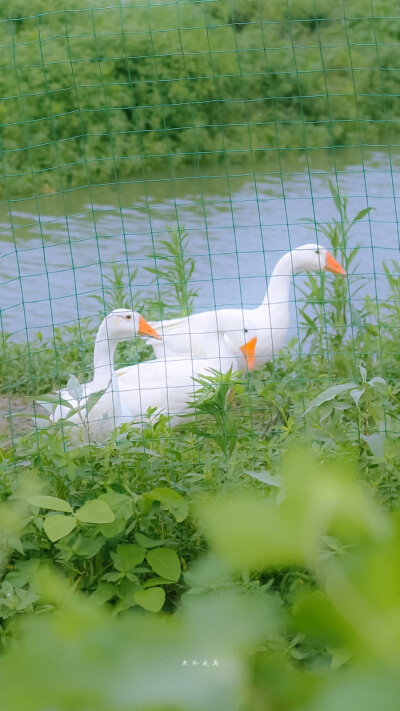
[245,470,283,487]
[26,495,73,514]
[43,515,76,542]
[143,488,188,522]
[304,384,355,414]
[66,375,84,401]
[112,545,146,573]
[133,587,165,612]
[361,433,385,459]
[350,388,364,406]
[135,532,168,548]
[146,548,181,582]
[74,500,114,524]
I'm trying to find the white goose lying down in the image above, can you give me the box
[51,309,161,437]
[147,244,346,370]
[116,332,257,428]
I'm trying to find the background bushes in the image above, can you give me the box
[1,0,399,197]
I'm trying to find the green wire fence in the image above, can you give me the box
[4,3,400,703]
[0,0,399,463]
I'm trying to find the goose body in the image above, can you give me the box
[51,309,160,439]
[147,244,346,370]
[116,331,257,428]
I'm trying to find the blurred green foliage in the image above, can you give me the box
[2,448,400,709]
[1,0,399,197]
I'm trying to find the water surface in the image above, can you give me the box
[1,147,399,342]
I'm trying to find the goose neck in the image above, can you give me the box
[92,322,118,387]
[262,252,294,306]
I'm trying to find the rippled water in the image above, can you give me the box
[1,148,399,342]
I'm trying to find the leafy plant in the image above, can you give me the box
[298,181,372,369]
[145,227,198,319]
[189,367,241,460]
[89,263,143,313]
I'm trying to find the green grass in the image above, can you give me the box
[2,192,400,707]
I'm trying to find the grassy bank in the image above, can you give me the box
[1,0,399,198]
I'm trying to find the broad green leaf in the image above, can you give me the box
[304,383,355,414]
[135,532,168,548]
[43,515,76,542]
[102,571,122,583]
[99,518,128,538]
[67,375,84,401]
[133,586,165,612]
[146,548,181,582]
[143,577,175,588]
[99,492,133,518]
[90,584,116,606]
[117,580,142,607]
[75,499,114,524]
[86,387,108,415]
[99,493,134,537]
[73,536,105,558]
[6,559,41,588]
[26,495,73,514]
[112,544,146,573]
[361,433,385,459]
[36,394,74,407]
[245,470,282,487]
[368,376,387,388]
[143,488,188,522]
[350,388,364,407]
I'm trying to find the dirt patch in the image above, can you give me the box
[0,395,46,443]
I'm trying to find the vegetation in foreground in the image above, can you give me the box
[1,189,400,708]
[1,0,399,197]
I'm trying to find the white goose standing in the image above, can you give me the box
[51,309,161,440]
[146,244,346,370]
[116,330,257,428]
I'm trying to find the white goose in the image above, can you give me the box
[116,331,257,428]
[146,244,346,370]
[51,309,161,439]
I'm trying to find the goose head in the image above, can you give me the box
[224,332,258,371]
[290,244,346,275]
[103,309,162,342]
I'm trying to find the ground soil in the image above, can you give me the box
[0,395,45,443]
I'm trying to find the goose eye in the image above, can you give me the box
[126,314,132,320]
[315,249,320,255]
[244,329,248,334]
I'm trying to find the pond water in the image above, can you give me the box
[1,147,399,342]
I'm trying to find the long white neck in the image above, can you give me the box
[88,320,122,434]
[250,252,295,358]
[91,321,119,388]
[261,251,295,307]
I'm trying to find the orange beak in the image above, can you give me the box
[138,315,162,340]
[325,251,346,275]
[240,336,257,371]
